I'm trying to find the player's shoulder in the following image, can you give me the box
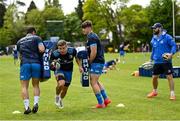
[33,35,42,41]
[52,49,60,57]
[68,47,76,53]
[164,33,173,40]
[17,36,26,44]
[87,32,99,40]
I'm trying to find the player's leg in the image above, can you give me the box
[20,64,31,114]
[120,51,125,64]
[90,63,105,108]
[60,71,72,98]
[164,63,175,100]
[56,79,65,108]
[31,63,41,113]
[90,74,105,108]
[56,78,65,104]
[97,81,111,106]
[152,75,159,91]
[147,75,159,98]
[56,78,65,96]
[59,71,72,108]
[166,74,175,100]
[147,64,161,98]
[55,72,65,108]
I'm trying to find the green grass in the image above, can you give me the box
[0,52,180,120]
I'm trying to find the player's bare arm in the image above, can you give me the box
[75,57,84,73]
[89,46,97,64]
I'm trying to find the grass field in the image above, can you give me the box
[0,52,180,120]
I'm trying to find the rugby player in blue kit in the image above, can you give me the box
[17,27,45,114]
[81,20,111,108]
[50,40,82,108]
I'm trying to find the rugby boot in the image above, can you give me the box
[170,95,176,101]
[24,107,31,114]
[96,104,105,108]
[32,103,38,113]
[147,91,158,98]
[104,98,111,106]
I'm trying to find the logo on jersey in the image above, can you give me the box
[69,55,73,59]
[160,40,164,44]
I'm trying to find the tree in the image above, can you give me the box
[120,5,150,50]
[52,0,60,8]
[83,0,129,48]
[27,1,37,12]
[25,9,44,33]
[63,12,85,42]
[0,3,6,27]
[75,0,84,21]
[42,6,65,38]
[146,0,179,36]
[0,4,25,47]
[16,0,25,6]
[45,0,61,8]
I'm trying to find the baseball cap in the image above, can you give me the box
[151,23,162,29]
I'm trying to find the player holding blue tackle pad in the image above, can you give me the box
[76,46,89,87]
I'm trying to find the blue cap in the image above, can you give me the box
[151,23,162,29]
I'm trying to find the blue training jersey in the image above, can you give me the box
[150,30,176,64]
[17,34,43,64]
[50,47,77,71]
[86,32,105,64]
[119,44,124,51]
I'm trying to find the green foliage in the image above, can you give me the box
[42,6,65,37]
[75,0,84,21]
[0,5,25,46]
[0,28,12,46]
[0,3,6,27]
[63,12,85,42]
[146,0,178,36]
[83,0,106,33]
[25,9,44,34]
[0,0,180,48]
[120,5,151,50]
[52,0,60,8]
[83,0,129,48]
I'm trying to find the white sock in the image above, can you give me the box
[170,91,175,96]
[153,89,157,93]
[34,96,39,105]
[24,99,29,110]
[56,95,60,103]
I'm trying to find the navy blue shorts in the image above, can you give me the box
[20,63,41,80]
[55,70,72,84]
[90,63,104,75]
[119,51,125,56]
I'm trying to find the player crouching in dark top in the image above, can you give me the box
[50,40,82,108]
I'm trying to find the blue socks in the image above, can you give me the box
[95,93,103,104]
[101,89,108,100]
